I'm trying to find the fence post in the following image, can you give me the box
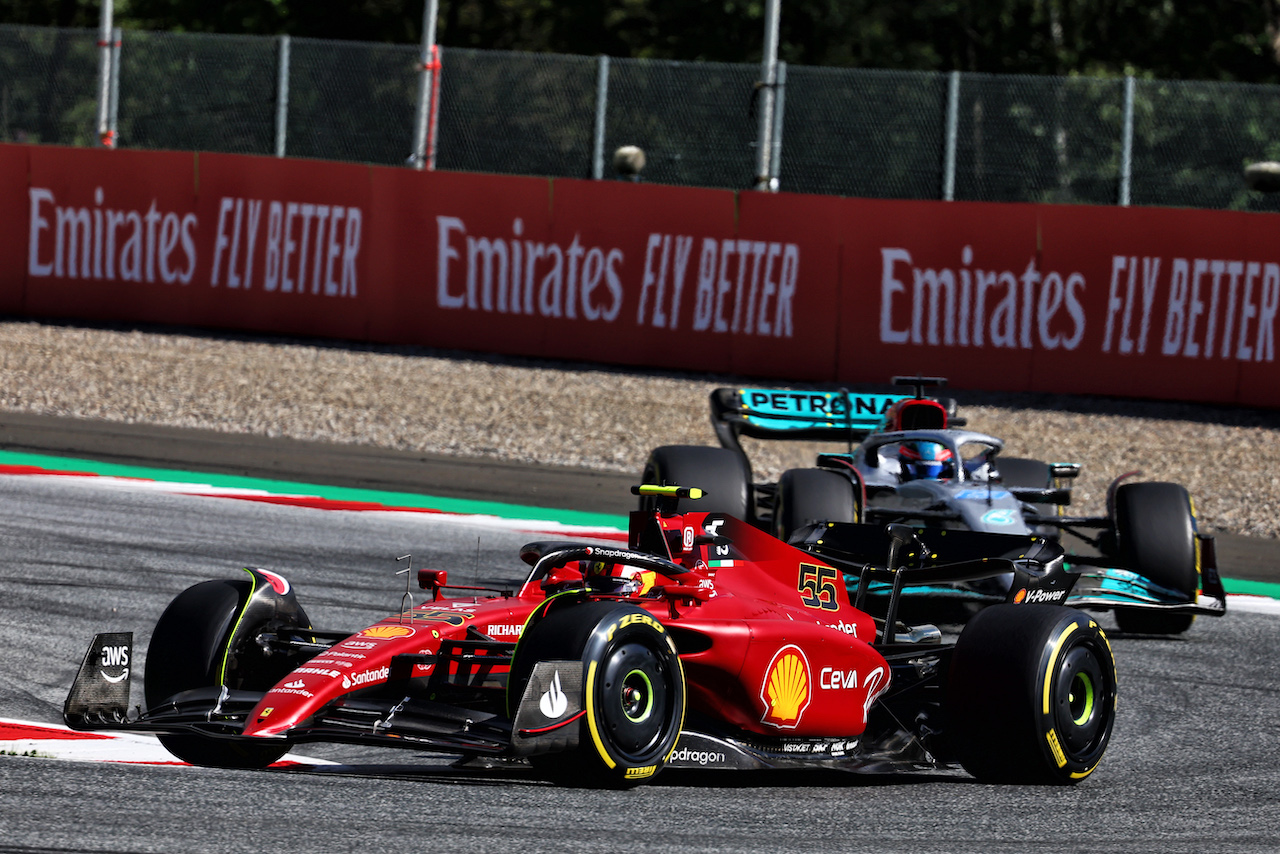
[275,35,291,158]
[943,70,960,201]
[753,0,781,190]
[769,60,787,187]
[592,55,610,180]
[1119,74,1135,206]
[410,0,440,169]
[108,27,121,146]
[95,0,115,148]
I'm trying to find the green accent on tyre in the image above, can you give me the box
[1070,672,1095,726]
[0,449,628,531]
[621,669,654,723]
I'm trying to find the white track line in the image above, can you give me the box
[0,718,334,766]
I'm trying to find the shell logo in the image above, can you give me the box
[760,645,811,729]
[359,624,416,640]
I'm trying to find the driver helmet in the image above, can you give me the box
[898,441,954,480]
[584,561,658,596]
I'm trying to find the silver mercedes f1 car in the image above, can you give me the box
[640,377,1226,634]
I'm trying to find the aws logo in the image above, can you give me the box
[99,643,130,684]
[760,645,811,729]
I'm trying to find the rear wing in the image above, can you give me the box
[710,388,908,454]
[710,378,962,454]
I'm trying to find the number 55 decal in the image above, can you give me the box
[798,564,840,611]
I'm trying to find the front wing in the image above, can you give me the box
[1065,534,1228,617]
[63,632,515,756]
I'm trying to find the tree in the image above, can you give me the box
[2,0,1278,83]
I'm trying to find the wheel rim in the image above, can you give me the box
[1054,643,1110,756]
[620,668,655,724]
[598,641,671,760]
[1069,670,1096,726]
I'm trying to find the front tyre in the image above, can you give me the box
[775,467,858,542]
[510,601,685,788]
[145,577,310,768]
[1112,482,1198,635]
[947,604,1117,784]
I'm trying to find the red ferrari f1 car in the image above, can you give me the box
[66,485,1117,787]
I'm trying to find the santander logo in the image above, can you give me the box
[342,666,390,690]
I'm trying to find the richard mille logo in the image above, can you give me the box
[539,671,568,718]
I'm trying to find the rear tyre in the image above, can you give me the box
[947,604,1117,784]
[510,601,685,788]
[145,578,309,768]
[775,467,857,542]
[641,445,751,520]
[1112,482,1198,635]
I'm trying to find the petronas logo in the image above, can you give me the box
[761,645,811,729]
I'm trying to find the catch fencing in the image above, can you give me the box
[4,22,1280,212]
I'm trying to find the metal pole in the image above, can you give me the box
[769,61,786,187]
[95,0,115,148]
[108,26,121,146]
[1119,74,1135,206]
[274,35,291,158]
[753,0,781,190]
[592,55,610,180]
[426,45,441,170]
[943,70,960,201]
[409,0,439,169]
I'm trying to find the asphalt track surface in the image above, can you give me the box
[1,416,1278,853]
[0,410,1277,582]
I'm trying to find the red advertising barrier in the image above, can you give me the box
[365,168,553,353]
[192,153,376,341]
[734,190,843,380]
[837,199,1280,406]
[2,142,1278,407]
[23,146,198,324]
[837,198,1043,391]
[0,144,28,314]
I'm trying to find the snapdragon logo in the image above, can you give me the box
[670,746,727,767]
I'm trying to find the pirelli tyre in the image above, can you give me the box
[144,576,311,768]
[1112,481,1199,635]
[641,445,751,521]
[510,600,686,788]
[775,467,858,543]
[947,604,1117,785]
